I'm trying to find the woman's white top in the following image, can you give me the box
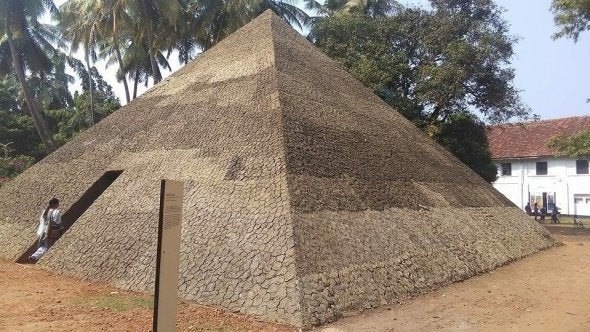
[36,208,62,237]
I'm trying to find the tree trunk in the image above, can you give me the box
[133,70,139,99]
[5,21,54,153]
[114,42,131,103]
[85,48,95,126]
[149,53,161,85]
[141,0,161,84]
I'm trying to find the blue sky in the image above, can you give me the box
[55,0,590,121]
[493,0,590,119]
[403,0,590,120]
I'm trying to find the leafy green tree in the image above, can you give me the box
[552,0,590,41]
[0,110,42,159]
[318,0,397,17]
[45,90,119,147]
[313,3,528,125]
[548,130,590,157]
[0,151,35,186]
[0,75,21,112]
[0,62,118,165]
[50,89,118,146]
[0,81,37,186]
[0,77,44,159]
[0,0,60,152]
[432,113,498,182]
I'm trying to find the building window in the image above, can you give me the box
[576,160,589,174]
[536,161,548,175]
[501,163,512,176]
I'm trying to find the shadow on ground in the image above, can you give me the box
[544,224,590,238]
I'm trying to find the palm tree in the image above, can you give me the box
[132,0,180,84]
[97,0,134,103]
[167,0,205,65]
[59,0,103,125]
[0,0,58,152]
[119,39,170,98]
[308,0,396,17]
[30,52,75,110]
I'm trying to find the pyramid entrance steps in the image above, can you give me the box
[16,170,123,264]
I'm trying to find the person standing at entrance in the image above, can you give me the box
[30,198,62,263]
[539,206,546,222]
[525,202,532,216]
[533,202,539,221]
[551,207,560,224]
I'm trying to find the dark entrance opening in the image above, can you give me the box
[16,170,123,264]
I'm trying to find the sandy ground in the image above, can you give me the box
[321,225,590,332]
[1,224,589,331]
[0,263,294,331]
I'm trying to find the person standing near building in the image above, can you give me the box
[29,198,62,263]
[533,202,539,221]
[525,202,532,216]
[551,207,560,224]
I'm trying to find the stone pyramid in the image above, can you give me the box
[0,11,557,328]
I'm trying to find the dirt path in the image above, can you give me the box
[1,225,589,331]
[0,262,294,331]
[321,225,590,332]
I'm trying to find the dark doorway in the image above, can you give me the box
[16,170,123,264]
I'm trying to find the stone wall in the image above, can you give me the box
[293,207,555,326]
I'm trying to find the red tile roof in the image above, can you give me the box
[486,116,590,159]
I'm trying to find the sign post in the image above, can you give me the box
[153,179,184,332]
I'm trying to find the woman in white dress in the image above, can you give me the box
[30,198,62,263]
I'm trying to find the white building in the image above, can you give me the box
[487,116,590,216]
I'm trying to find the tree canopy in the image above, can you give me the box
[0,0,61,152]
[0,76,119,184]
[548,130,590,158]
[552,0,590,41]
[312,0,529,126]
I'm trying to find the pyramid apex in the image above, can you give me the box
[248,8,283,22]
[251,8,295,29]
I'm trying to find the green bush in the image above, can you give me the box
[0,155,35,186]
